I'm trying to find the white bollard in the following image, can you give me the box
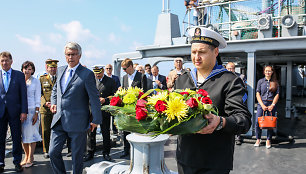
[85,133,177,174]
[126,133,173,174]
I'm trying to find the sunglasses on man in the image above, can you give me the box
[122,65,130,71]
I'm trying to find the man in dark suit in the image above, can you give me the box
[83,65,116,162]
[49,42,102,174]
[0,51,27,173]
[147,65,167,90]
[144,63,152,78]
[226,62,247,146]
[121,58,147,158]
[105,64,121,90]
[105,64,120,135]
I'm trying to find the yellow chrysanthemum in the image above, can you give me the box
[122,93,137,104]
[164,97,188,122]
[147,91,168,105]
[115,88,127,97]
[169,92,184,100]
[127,86,142,96]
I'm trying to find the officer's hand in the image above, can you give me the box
[20,113,27,123]
[197,113,220,134]
[90,123,98,132]
[50,105,57,113]
[45,102,51,108]
[100,97,105,104]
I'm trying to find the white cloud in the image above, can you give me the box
[83,48,107,59]
[55,21,96,42]
[108,32,120,43]
[16,34,56,54]
[49,33,63,43]
[129,41,143,50]
[120,24,131,32]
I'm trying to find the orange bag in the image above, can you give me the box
[258,111,277,129]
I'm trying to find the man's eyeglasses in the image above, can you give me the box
[106,68,112,70]
[65,53,78,57]
[122,67,127,70]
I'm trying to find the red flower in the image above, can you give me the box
[201,97,212,104]
[154,100,167,113]
[186,98,198,108]
[135,107,148,121]
[180,92,189,96]
[136,99,147,109]
[110,96,122,106]
[197,89,208,97]
[138,91,147,99]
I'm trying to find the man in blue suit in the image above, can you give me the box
[0,51,28,173]
[49,42,102,174]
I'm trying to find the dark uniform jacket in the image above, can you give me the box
[174,64,252,170]
[96,76,116,106]
[39,74,56,114]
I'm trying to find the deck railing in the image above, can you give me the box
[182,0,306,40]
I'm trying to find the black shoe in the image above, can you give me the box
[43,152,50,159]
[66,152,72,157]
[0,165,4,173]
[120,151,129,158]
[83,153,94,162]
[236,140,242,145]
[15,164,23,172]
[103,154,112,161]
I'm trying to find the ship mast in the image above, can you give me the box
[162,0,170,13]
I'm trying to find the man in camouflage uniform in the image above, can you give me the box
[39,59,58,159]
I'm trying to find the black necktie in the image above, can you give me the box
[53,76,56,84]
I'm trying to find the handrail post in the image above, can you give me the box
[162,0,165,13]
[229,2,232,40]
[278,0,281,37]
[188,9,191,29]
[167,0,170,13]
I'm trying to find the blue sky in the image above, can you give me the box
[0,0,189,76]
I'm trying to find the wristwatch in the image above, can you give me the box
[215,116,223,131]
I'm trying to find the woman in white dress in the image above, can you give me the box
[20,61,42,167]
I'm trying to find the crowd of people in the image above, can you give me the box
[0,27,280,174]
[0,43,192,173]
